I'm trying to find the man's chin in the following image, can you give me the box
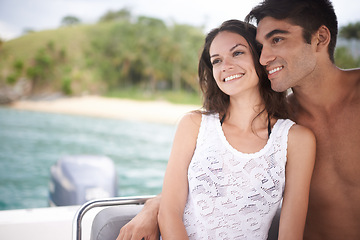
[270,82,288,93]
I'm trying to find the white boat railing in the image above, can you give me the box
[72,195,155,240]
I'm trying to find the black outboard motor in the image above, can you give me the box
[49,155,118,206]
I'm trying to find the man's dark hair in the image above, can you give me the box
[246,0,338,63]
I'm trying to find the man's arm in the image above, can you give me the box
[116,195,161,240]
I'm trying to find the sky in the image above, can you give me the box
[0,0,360,41]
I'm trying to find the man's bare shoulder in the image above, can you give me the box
[342,67,360,91]
[342,67,360,76]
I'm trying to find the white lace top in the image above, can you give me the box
[183,113,295,239]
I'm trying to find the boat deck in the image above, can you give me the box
[0,205,103,240]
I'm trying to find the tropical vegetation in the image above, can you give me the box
[0,9,359,104]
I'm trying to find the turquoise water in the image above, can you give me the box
[0,107,176,210]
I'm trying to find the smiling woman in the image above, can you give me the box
[210,31,259,96]
[156,19,316,240]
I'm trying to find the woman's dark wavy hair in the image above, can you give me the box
[246,0,338,63]
[198,19,289,120]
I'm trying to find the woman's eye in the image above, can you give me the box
[212,59,221,65]
[233,51,244,57]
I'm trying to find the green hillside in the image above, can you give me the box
[1,12,359,105]
[0,17,205,104]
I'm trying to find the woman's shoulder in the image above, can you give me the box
[172,111,203,148]
[288,123,315,142]
[176,111,203,132]
[180,111,202,124]
[287,123,316,157]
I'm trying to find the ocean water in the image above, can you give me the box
[0,107,176,210]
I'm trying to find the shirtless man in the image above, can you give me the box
[117,0,360,239]
[246,0,360,239]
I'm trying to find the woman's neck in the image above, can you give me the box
[225,96,267,132]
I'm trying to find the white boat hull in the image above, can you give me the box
[0,205,101,240]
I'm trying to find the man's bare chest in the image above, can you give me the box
[298,108,360,186]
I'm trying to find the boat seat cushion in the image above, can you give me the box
[91,205,280,240]
[90,204,144,240]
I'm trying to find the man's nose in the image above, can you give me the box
[259,46,276,66]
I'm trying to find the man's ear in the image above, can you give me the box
[315,25,331,52]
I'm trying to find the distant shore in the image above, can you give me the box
[9,95,201,125]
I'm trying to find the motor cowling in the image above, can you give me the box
[49,155,118,206]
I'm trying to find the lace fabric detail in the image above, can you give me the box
[183,114,295,240]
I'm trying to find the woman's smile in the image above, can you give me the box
[224,73,245,82]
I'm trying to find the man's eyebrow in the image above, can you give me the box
[265,29,290,39]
